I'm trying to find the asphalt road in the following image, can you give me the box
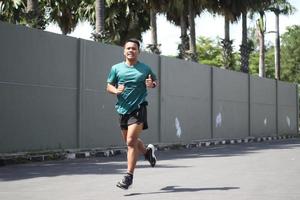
[1,138,300,200]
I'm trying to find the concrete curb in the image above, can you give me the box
[0,135,298,166]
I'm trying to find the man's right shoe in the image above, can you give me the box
[116,174,133,190]
[145,144,157,167]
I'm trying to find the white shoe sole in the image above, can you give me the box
[147,144,157,161]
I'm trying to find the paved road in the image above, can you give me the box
[1,138,300,200]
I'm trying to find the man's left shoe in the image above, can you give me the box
[145,144,157,167]
[116,173,133,190]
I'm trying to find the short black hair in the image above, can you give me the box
[124,38,140,50]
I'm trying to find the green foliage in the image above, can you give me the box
[104,0,150,45]
[0,0,25,24]
[46,0,82,35]
[78,0,150,45]
[249,46,275,78]
[0,0,48,29]
[196,36,223,67]
[281,25,300,84]
[196,36,240,71]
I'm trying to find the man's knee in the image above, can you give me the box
[126,137,137,147]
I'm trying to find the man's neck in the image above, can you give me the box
[125,59,138,66]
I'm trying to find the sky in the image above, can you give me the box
[45,0,300,56]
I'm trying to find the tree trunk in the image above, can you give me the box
[224,15,230,42]
[149,8,160,54]
[257,12,266,78]
[178,11,189,59]
[258,32,265,77]
[95,0,105,36]
[26,0,41,28]
[150,9,157,46]
[26,0,38,13]
[180,14,188,50]
[274,11,280,80]
[222,15,233,69]
[240,11,249,73]
[188,0,196,61]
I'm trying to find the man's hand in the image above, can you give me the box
[145,74,156,88]
[116,84,125,95]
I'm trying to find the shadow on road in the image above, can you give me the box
[125,185,240,196]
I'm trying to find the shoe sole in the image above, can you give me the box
[147,144,157,167]
[116,183,132,190]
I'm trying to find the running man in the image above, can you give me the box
[106,38,157,190]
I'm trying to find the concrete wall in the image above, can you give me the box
[213,68,249,139]
[0,22,298,153]
[250,76,277,137]
[277,81,298,135]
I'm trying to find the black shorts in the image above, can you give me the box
[119,103,148,130]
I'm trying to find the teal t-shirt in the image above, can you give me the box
[107,61,157,114]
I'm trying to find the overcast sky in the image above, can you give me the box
[46,0,300,56]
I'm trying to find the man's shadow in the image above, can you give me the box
[125,185,240,196]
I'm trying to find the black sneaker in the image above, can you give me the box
[145,144,157,167]
[116,174,133,190]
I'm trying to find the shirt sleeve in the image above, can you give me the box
[149,68,157,81]
[107,66,117,85]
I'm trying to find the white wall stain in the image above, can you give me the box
[216,112,222,128]
[286,116,291,128]
[264,118,268,126]
[175,117,182,138]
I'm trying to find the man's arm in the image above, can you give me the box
[106,83,125,95]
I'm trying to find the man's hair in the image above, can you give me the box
[124,38,140,50]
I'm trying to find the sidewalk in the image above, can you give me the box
[1,138,300,200]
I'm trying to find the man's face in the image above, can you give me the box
[124,41,139,62]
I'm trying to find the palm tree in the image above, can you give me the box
[268,0,296,80]
[0,0,25,24]
[144,0,167,54]
[207,0,242,69]
[26,0,41,28]
[256,11,266,77]
[105,0,151,45]
[207,0,273,71]
[46,0,81,35]
[163,0,188,58]
[240,11,252,73]
[248,0,274,77]
[164,0,204,61]
[93,0,106,42]
[188,0,196,61]
[240,0,271,73]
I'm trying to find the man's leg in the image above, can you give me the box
[125,123,144,174]
[116,123,144,190]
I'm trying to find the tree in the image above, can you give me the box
[206,0,247,70]
[164,0,204,61]
[268,0,296,80]
[0,0,47,29]
[281,25,300,84]
[164,0,189,59]
[93,0,106,41]
[25,0,46,29]
[196,36,241,71]
[46,0,81,35]
[187,0,196,61]
[144,0,167,54]
[249,45,275,78]
[0,0,25,24]
[196,36,223,67]
[256,11,266,77]
[106,0,150,45]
